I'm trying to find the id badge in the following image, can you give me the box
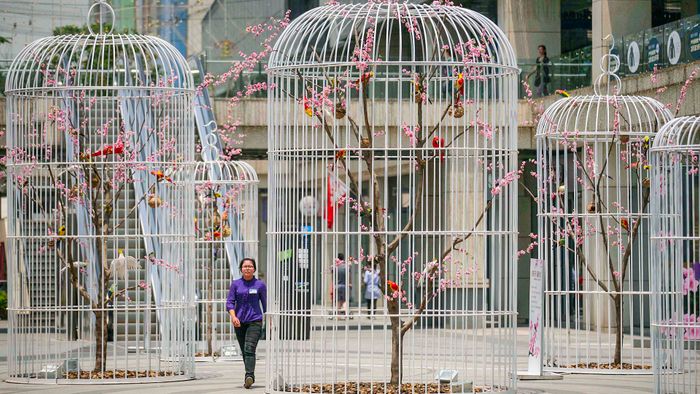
[249,288,258,294]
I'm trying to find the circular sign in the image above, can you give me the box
[667,30,681,65]
[647,37,660,71]
[627,41,640,73]
[690,25,700,60]
[299,196,318,217]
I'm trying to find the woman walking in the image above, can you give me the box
[226,257,267,389]
[526,44,551,97]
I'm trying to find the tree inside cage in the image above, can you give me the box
[266,2,519,392]
[5,1,195,382]
[536,49,671,372]
[193,159,259,359]
[650,116,700,393]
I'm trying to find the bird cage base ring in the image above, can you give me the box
[5,375,193,385]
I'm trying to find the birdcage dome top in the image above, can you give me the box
[268,2,517,71]
[651,116,700,152]
[6,32,193,93]
[194,160,259,184]
[536,94,672,139]
[536,46,672,139]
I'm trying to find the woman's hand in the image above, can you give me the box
[230,312,241,328]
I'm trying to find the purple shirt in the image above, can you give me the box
[226,277,267,323]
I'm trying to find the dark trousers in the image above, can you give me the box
[366,298,376,314]
[234,321,262,377]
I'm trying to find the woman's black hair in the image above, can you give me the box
[538,44,547,57]
[239,257,257,271]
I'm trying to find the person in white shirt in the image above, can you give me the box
[363,263,381,317]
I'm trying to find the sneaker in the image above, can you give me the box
[244,375,254,389]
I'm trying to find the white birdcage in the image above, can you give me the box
[535,43,672,374]
[266,2,519,393]
[193,158,259,359]
[4,0,196,383]
[650,116,700,392]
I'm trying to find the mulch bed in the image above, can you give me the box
[564,362,652,370]
[66,370,181,379]
[283,382,506,393]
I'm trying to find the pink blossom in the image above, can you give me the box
[402,123,419,147]
[676,67,699,114]
[683,267,699,295]
[684,313,700,340]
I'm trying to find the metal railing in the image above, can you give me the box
[519,62,592,99]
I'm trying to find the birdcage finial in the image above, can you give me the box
[593,34,622,96]
[202,133,220,162]
[87,0,115,35]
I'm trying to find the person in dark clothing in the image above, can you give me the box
[226,257,267,389]
[526,44,551,97]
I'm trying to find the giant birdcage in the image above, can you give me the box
[650,116,700,392]
[266,2,519,392]
[5,1,196,383]
[193,158,258,359]
[536,47,672,373]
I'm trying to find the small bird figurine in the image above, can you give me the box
[335,149,346,161]
[150,170,173,184]
[304,98,313,118]
[455,72,464,96]
[55,225,66,248]
[432,136,446,162]
[358,71,374,85]
[621,218,630,232]
[110,249,140,279]
[555,89,570,98]
[387,280,399,293]
[92,136,125,158]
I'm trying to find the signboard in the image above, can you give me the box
[527,258,544,375]
[667,30,681,65]
[647,36,660,70]
[690,25,700,60]
[627,41,640,73]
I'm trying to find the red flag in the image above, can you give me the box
[326,175,334,229]
[326,170,349,229]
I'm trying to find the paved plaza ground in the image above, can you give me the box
[0,320,654,394]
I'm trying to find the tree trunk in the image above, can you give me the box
[388,299,402,385]
[206,261,213,356]
[94,310,107,372]
[613,294,622,365]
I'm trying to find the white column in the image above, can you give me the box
[498,0,561,61]
[592,0,651,79]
